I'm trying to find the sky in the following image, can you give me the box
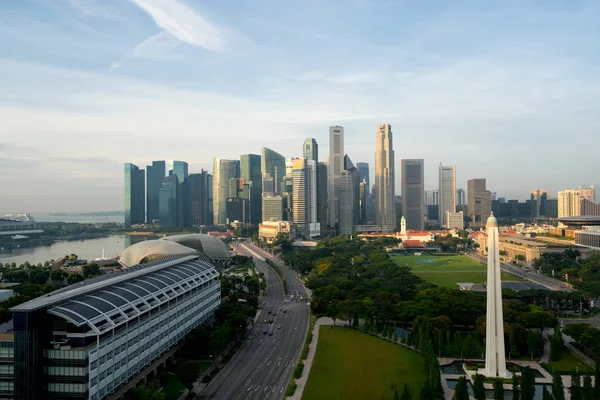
[1,0,600,212]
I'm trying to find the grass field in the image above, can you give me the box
[544,350,593,374]
[391,255,524,288]
[302,327,426,400]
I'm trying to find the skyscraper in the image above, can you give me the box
[439,165,456,228]
[189,170,212,226]
[262,174,275,196]
[146,161,165,224]
[468,179,492,229]
[530,189,550,218]
[303,138,318,162]
[456,188,466,206]
[316,162,328,229]
[213,158,240,225]
[338,170,354,235]
[168,160,190,227]
[401,159,424,230]
[558,189,581,218]
[291,158,320,238]
[261,147,286,194]
[124,163,145,228]
[328,126,344,230]
[240,154,262,224]
[159,174,178,228]
[374,124,396,232]
[578,186,596,201]
[357,162,370,195]
[262,195,284,222]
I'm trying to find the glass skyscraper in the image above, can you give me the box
[213,158,240,225]
[159,174,178,228]
[261,147,286,195]
[303,138,318,162]
[146,161,166,224]
[240,154,262,224]
[356,162,370,195]
[124,163,145,228]
[169,161,190,227]
[189,170,213,226]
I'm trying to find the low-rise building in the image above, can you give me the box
[258,220,295,243]
[575,226,600,250]
[446,211,464,230]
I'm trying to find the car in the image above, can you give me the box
[272,313,277,316]
[263,319,267,324]
[283,310,287,313]
[277,325,282,329]
[268,310,272,314]
[268,329,273,336]
[269,319,274,323]
[263,330,267,335]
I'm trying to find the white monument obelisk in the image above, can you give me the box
[483,212,508,378]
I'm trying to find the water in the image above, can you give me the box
[440,361,466,375]
[0,235,150,265]
[2,212,124,224]
[445,379,551,400]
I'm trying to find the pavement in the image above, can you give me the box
[198,242,309,400]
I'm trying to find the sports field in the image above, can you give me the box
[391,255,524,288]
[302,327,425,400]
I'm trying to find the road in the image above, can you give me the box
[468,252,574,291]
[198,241,309,400]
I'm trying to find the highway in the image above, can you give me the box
[198,241,309,400]
[467,252,574,291]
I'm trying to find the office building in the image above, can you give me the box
[425,190,439,206]
[259,220,294,243]
[291,158,320,238]
[316,162,328,229]
[401,159,425,230]
[468,179,492,229]
[226,197,248,225]
[159,175,178,228]
[558,189,581,218]
[578,186,596,202]
[446,211,464,230]
[359,181,368,223]
[530,190,550,218]
[581,198,600,216]
[10,254,221,400]
[356,163,370,196]
[262,195,284,222]
[124,163,145,229]
[575,226,600,250]
[213,158,240,225]
[240,154,262,225]
[168,161,190,227]
[344,155,361,225]
[374,124,396,232]
[439,165,456,228]
[328,126,344,230]
[189,171,213,226]
[338,170,354,235]
[262,174,275,196]
[261,148,286,194]
[456,188,466,206]
[303,138,318,162]
[146,161,166,224]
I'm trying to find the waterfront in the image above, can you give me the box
[2,212,124,224]
[0,235,150,265]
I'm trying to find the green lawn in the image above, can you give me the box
[391,255,524,288]
[544,350,593,374]
[303,327,426,400]
[161,373,186,400]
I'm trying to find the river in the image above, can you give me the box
[0,235,151,266]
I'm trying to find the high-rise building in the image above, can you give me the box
[261,147,286,194]
[213,158,240,225]
[457,188,466,206]
[374,124,396,232]
[262,195,284,222]
[303,138,318,162]
[467,178,492,229]
[159,174,178,228]
[316,162,328,229]
[168,160,190,227]
[146,161,165,224]
[328,126,344,230]
[262,174,275,196]
[240,154,262,225]
[558,189,581,218]
[581,198,600,216]
[401,159,424,230]
[338,170,354,235]
[344,155,361,225]
[425,190,439,206]
[439,165,456,228]
[124,163,145,228]
[530,190,550,218]
[291,158,320,238]
[189,170,213,226]
[359,181,368,223]
[356,162,370,195]
[446,211,464,230]
[578,186,596,201]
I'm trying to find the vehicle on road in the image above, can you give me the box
[263,329,267,335]
[269,319,274,323]
[277,325,282,329]
[263,319,267,324]
[283,309,287,313]
[268,310,272,314]
[268,329,273,336]
[272,313,277,316]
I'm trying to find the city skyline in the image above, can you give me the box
[2,1,600,211]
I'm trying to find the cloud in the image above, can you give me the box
[68,0,122,20]
[129,0,230,51]
[110,31,181,70]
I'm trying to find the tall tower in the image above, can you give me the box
[261,147,286,194]
[169,160,189,227]
[303,138,318,162]
[375,124,396,232]
[468,179,492,229]
[338,170,354,235]
[483,212,508,378]
[124,163,145,228]
[240,154,262,224]
[328,126,344,230]
[439,165,456,228]
[401,159,424,230]
[291,158,320,238]
[146,161,165,224]
[213,158,240,225]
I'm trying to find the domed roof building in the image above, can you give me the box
[120,234,231,270]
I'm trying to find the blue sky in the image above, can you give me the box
[1,0,599,211]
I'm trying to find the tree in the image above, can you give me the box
[128,380,165,400]
[50,270,66,282]
[527,331,536,360]
[552,370,565,400]
[400,383,412,400]
[550,328,563,361]
[176,360,202,388]
[582,374,593,400]
[510,330,520,358]
[521,367,536,400]
[420,382,434,400]
[594,362,600,399]
[82,263,100,278]
[473,374,486,400]
[67,273,84,285]
[570,371,581,400]
[452,376,469,400]
[512,374,521,400]
[542,386,553,400]
[494,379,505,400]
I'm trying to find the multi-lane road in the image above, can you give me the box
[199,241,309,400]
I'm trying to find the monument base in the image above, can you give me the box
[476,368,511,379]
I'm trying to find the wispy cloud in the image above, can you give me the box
[288,72,379,85]
[129,0,230,51]
[68,0,122,20]
[110,31,181,70]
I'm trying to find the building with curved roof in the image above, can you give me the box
[119,240,201,268]
[160,234,230,268]
[558,216,600,229]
